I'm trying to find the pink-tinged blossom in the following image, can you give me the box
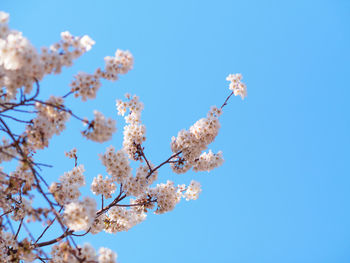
[82,111,116,143]
[226,73,247,99]
[63,197,97,231]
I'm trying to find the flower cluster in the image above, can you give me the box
[193,150,224,172]
[226,73,247,100]
[98,247,118,263]
[116,94,146,160]
[91,174,116,199]
[183,180,202,201]
[63,196,97,231]
[100,145,132,184]
[105,206,146,233]
[0,10,247,263]
[149,180,182,214]
[50,242,117,263]
[0,231,35,262]
[0,231,16,262]
[103,49,133,80]
[0,137,16,163]
[0,11,94,101]
[70,49,133,101]
[26,96,70,149]
[70,70,102,101]
[11,198,33,221]
[82,110,116,143]
[65,147,77,159]
[49,164,85,205]
[170,106,222,173]
[123,164,158,197]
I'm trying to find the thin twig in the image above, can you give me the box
[35,206,63,244]
[14,218,23,239]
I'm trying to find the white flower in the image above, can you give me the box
[100,146,132,184]
[64,197,97,231]
[82,111,116,143]
[70,71,101,101]
[79,35,95,51]
[226,73,247,99]
[193,150,224,172]
[91,174,116,198]
[105,206,146,233]
[183,180,202,201]
[65,147,77,159]
[98,247,117,263]
[149,180,181,214]
[49,165,86,205]
[0,11,9,24]
[103,49,133,81]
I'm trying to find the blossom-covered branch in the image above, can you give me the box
[0,11,247,263]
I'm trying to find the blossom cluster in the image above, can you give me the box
[65,147,77,159]
[0,230,35,262]
[0,137,16,163]
[50,242,117,263]
[49,164,85,205]
[116,94,146,160]
[0,11,94,101]
[70,49,133,102]
[82,110,116,143]
[91,174,116,199]
[100,145,132,184]
[170,106,223,174]
[226,73,247,99]
[183,180,202,201]
[26,96,70,149]
[63,196,97,232]
[104,206,146,233]
[0,10,247,263]
[192,150,224,172]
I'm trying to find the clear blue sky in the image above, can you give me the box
[2,0,350,262]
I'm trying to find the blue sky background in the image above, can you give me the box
[2,0,350,262]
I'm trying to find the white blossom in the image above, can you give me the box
[149,180,181,214]
[170,107,221,173]
[91,174,116,198]
[70,70,102,101]
[26,96,70,150]
[226,73,247,99]
[49,165,85,205]
[105,206,146,233]
[65,147,77,159]
[183,180,202,201]
[116,94,146,160]
[100,146,132,184]
[103,49,133,81]
[98,247,117,263]
[82,111,116,143]
[193,150,224,172]
[64,197,97,231]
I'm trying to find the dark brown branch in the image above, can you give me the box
[35,206,63,244]
[220,91,234,110]
[146,151,182,179]
[35,229,73,248]
[14,218,23,239]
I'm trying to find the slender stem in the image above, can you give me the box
[0,209,13,217]
[35,206,63,244]
[14,218,23,239]
[146,151,182,179]
[220,91,234,110]
[35,229,72,248]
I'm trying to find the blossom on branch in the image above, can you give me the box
[0,10,247,262]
